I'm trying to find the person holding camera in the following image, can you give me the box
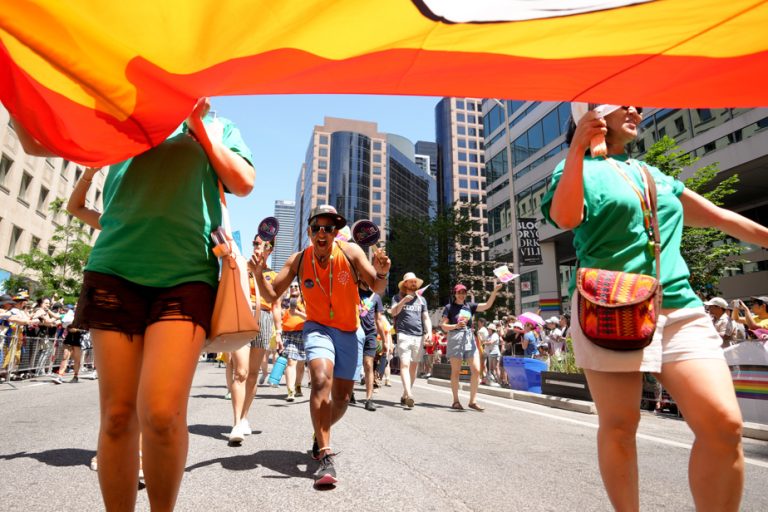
[731,296,768,334]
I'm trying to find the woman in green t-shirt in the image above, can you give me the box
[542,105,768,512]
[64,98,254,511]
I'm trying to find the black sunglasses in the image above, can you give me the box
[290,284,300,289]
[310,225,336,234]
[621,106,644,114]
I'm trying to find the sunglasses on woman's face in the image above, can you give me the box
[310,224,336,234]
[290,285,300,289]
[621,106,644,114]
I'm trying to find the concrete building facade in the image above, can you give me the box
[0,105,105,289]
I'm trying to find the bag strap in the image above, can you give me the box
[605,158,661,280]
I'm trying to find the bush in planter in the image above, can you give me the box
[548,338,583,374]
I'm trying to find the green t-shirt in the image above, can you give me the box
[541,154,700,309]
[86,116,252,288]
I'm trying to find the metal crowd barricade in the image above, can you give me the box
[0,330,96,386]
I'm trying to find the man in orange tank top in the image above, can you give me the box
[250,205,391,488]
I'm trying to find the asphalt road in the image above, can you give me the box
[1,362,767,511]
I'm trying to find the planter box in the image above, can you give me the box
[541,371,592,401]
[432,362,470,382]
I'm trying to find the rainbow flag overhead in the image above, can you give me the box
[540,298,562,312]
[2,0,767,165]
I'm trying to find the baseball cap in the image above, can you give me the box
[703,297,728,309]
[545,316,560,324]
[487,323,497,331]
[453,284,467,293]
[512,321,524,330]
[750,296,768,305]
[308,205,346,229]
[0,294,15,307]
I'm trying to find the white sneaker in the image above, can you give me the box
[228,423,245,443]
[240,419,252,436]
[89,371,98,380]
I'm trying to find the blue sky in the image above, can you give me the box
[211,94,441,247]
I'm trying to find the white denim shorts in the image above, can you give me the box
[571,294,724,373]
[396,333,424,364]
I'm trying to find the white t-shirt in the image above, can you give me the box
[544,327,565,356]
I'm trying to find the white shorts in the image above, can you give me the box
[571,294,724,373]
[396,333,424,364]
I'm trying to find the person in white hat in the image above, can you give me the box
[543,316,565,359]
[390,272,431,409]
[483,322,501,384]
[703,297,732,348]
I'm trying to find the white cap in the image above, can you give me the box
[703,297,728,309]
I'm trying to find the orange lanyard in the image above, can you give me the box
[605,157,657,253]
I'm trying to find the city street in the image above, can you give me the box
[1,362,767,511]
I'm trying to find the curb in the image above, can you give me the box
[426,378,768,441]
[426,377,596,415]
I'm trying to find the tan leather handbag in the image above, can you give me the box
[205,182,260,353]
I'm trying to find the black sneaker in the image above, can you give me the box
[314,452,337,486]
[364,400,376,412]
[349,393,356,405]
[311,434,320,460]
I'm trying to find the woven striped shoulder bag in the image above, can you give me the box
[576,160,662,351]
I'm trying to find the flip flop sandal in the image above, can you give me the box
[451,401,464,410]
[468,403,485,412]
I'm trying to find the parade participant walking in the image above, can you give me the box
[358,280,385,411]
[227,235,283,444]
[390,272,431,409]
[441,282,502,411]
[282,282,307,401]
[58,98,255,511]
[542,104,768,512]
[250,205,391,487]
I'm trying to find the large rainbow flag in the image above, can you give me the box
[2,0,767,165]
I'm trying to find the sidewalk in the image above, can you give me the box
[426,377,768,441]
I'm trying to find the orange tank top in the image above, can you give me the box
[282,299,306,332]
[300,242,360,331]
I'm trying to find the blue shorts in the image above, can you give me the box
[303,321,363,381]
[447,328,477,360]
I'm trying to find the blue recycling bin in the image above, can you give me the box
[503,357,547,393]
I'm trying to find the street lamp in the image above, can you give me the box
[491,99,522,315]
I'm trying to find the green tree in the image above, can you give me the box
[643,135,742,296]
[10,198,93,303]
[387,201,478,307]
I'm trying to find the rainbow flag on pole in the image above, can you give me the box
[539,298,561,312]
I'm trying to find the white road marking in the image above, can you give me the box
[411,379,768,469]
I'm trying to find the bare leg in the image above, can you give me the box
[363,356,374,400]
[58,346,72,375]
[657,359,744,512]
[138,320,205,512]
[241,347,266,418]
[296,360,305,389]
[91,329,144,512]
[400,359,414,399]
[584,369,643,512]
[449,357,463,404]
[285,358,297,392]
[309,358,334,452]
[71,346,82,377]
[468,351,482,404]
[224,355,233,395]
[229,345,250,426]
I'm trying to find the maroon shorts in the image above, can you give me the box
[74,271,215,337]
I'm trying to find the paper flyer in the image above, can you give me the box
[493,265,519,283]
[416,284,430,296]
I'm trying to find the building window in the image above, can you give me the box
[458,139,467,148]
[317,185,327,195]
[696,109,713,122]
[0,154,13,189]
[468,128,477,136]
[319,147,328,157]
[458,152,468,162]
[318,160,328,169]
[456,100,465,110]
[469,167,479,176]
[468,114,476,124]
[470,181,480,190]
[373,141,382,151]
[75,167,83,182]
[318,173,327,182]
[372,166,382,175]
[18,172,32,203]
[469,153,478,163]
[373,154,382,163]
[457,126,466,135]
[458,165,468,175]
[372,204,381,213]
[372,178,381,188]
[468,140,477,150]
[319,134,329,144]
[31,236,41,252]
[7,225,23,258]
[459,179,468,189]
[457,113,465,122]
[47,245,55,256]
[37,186,49,213]
[373,191,381,200]
[94,190,102,207]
